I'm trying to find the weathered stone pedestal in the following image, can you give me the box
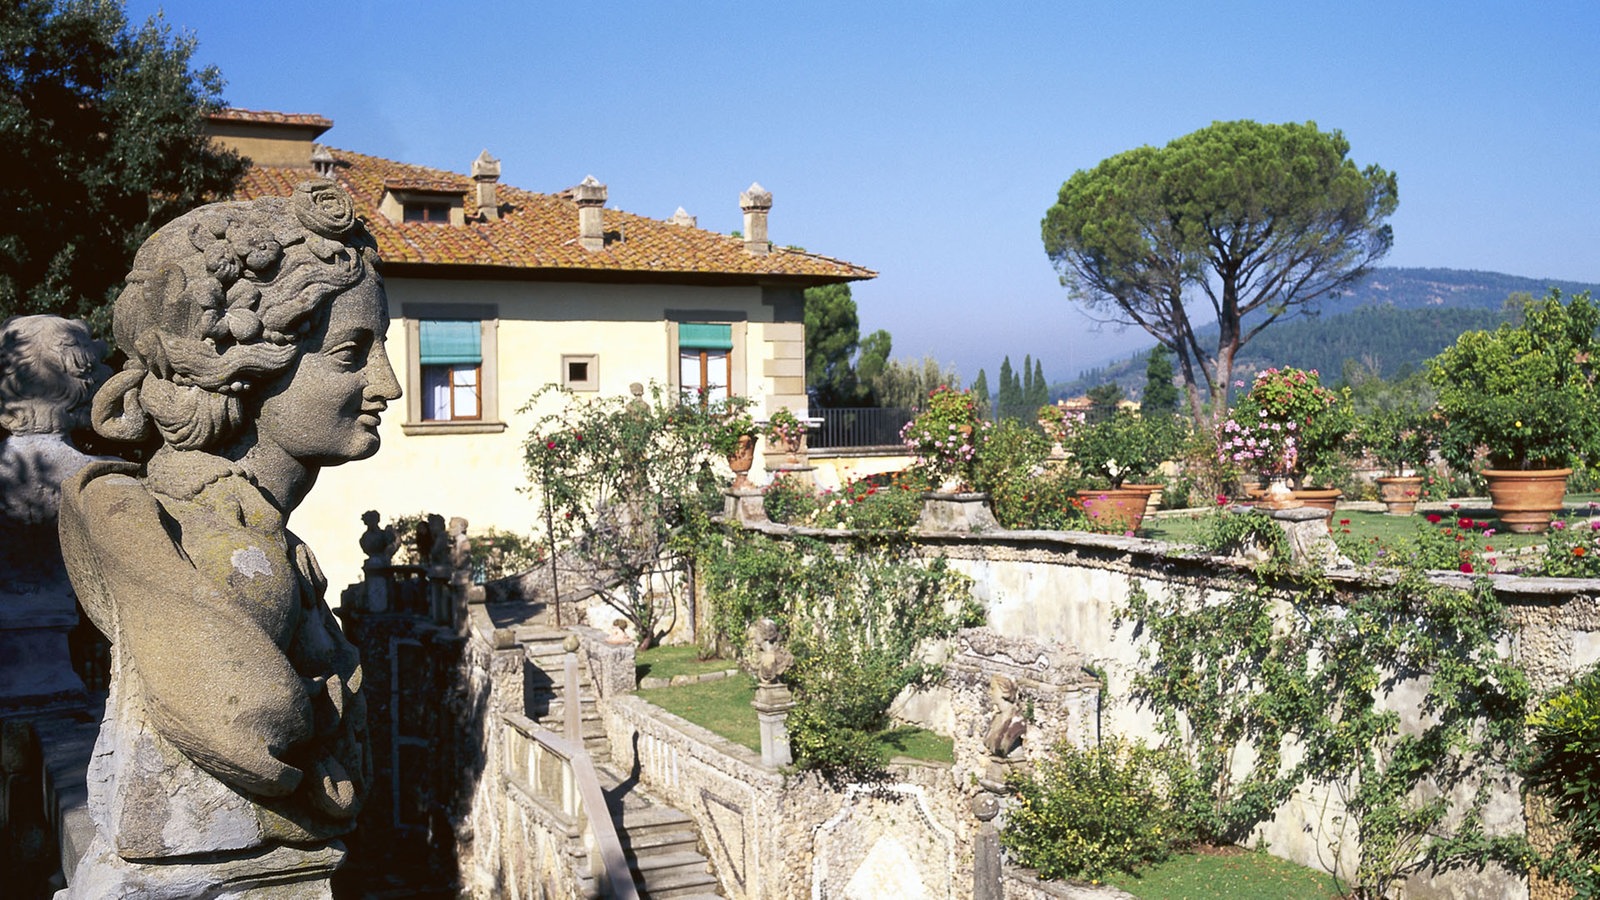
[918,491,1000,532]
[752,682,795,768]
[1233,504,1351,568]
[65,838,345,899]
[724,487,769,525]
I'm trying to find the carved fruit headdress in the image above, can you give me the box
[94,180,380,451]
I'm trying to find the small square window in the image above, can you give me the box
[562,354,599,391]
[404,202,452,223]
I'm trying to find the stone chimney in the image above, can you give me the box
[311,145,336,178]
[574,175,607,251]
[471,150,501,221]
[740,183,772,255]
[669,206,697,228]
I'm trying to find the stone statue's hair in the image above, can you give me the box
[92,180,381,451]
[0,315,106,435]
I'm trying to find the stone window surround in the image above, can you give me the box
[562,353,600,391]
[380,188,465,227]
[401,302,506,435]
[665,310,747,403]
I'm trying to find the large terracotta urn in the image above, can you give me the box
[1375,475,1425,516]
[1292,487,1342,513]
[1482,467,1570,534]
[1076,488,1148,533]
[1122,483,1165,518]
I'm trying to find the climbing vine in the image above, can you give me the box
[1122,528,1531,898]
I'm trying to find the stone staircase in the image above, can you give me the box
[520,629,723,899]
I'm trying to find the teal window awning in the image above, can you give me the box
[420,319,481,365]
[678,322,732,351]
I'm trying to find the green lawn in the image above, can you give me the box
[1108,846,1342,900]
[636,671,954,764]
[635,644,739,682]
[1143,494,1600,569]
[640,672,763,752]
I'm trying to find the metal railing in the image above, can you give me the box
[807,406,916,449]
[502,712,639,900]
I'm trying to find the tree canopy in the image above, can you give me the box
[1,0,247,335]
[1042,120,1397,421]
[804,282,890,407]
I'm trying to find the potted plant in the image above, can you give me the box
[1222,367,1350,509]
[763,406,806,464]
[901,386,997,529]
[1429,289,1600,533]
[1066,409,1165,531]
[707,397,759,489]
[1356,401,1438,515]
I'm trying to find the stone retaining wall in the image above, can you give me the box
[739,519,1600,898]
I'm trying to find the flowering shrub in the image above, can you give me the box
[1429,289,1600,471]
[900,386,990,490]
[1535,505,1600,577]
[706,396,757,457]
[1218,367,1348,486]
[1068,409,1177,488]
[763,406,806,448]
[813,474,922,531]
[762,475,818,524]
[1002,737,1194,881]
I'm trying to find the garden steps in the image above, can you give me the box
[520,629,725,898]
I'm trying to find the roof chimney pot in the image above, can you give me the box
[574,175,608,251]
[472,150,501,221]
[739,183,772,255]
[311,144,336,177]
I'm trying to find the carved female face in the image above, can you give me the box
[253,277,401,467]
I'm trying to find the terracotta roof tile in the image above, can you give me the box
[232,149,876,285]
[210,108,333,129]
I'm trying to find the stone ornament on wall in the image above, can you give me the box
[57,180,401,897]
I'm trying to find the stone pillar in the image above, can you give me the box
[562,635,583,741]
[970,793,1003,900]
[1249,505,1351,568]
[574,176,607,251]
[752,682,795,768]
[739,183,772,255]
[724,487,768,525]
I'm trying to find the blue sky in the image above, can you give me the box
[127,0,1600,385]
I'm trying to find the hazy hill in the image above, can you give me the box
[1054,267,1600,399]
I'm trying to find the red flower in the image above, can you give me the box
[1457,517,1473,529]
[1577,547,1588,557]
[1216,495,1229,506]
[547,440,557,449]
[1339,518,1350,525]
[1426,514,1443,524]
[1450,503,1461,510]
[1460,561,1474,573]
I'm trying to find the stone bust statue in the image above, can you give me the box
[58,180,400,894]
[0,315,110,713]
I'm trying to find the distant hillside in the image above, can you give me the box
[1054,267,1600,399]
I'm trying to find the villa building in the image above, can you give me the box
[206,109,875,579]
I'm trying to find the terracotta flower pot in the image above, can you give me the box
[1375,475,1424,516]
[726,434,756,489]
[1482,467,1570,534]
[1076,489,1147,533]
[1122,483,1165,518]
[1292,487,1342,513]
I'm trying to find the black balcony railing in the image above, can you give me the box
[808,407,916,450]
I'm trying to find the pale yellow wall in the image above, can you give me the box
[292,276,794,586]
